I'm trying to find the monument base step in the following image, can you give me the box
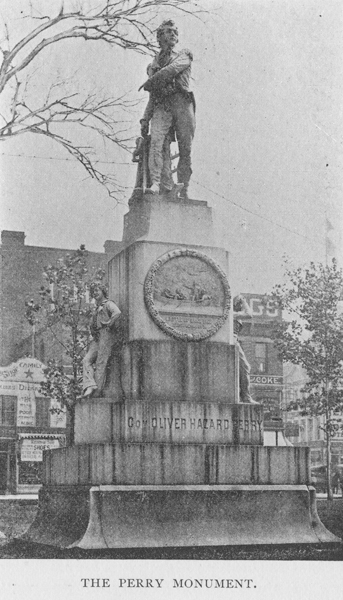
[23,484,340,549]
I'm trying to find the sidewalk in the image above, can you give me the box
[0,493,342,501]
[316,493,343,499]
[0,494,38,500]
[0,493,342,505]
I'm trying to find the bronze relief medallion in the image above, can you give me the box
[144,248,231,341]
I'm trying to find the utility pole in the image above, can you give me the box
[325,379,333,500]
[31,323,35,358]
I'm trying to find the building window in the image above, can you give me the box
[255,343,267,373]
[0,396,16,426]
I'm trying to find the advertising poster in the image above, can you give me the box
[16,384,36,427]
[20,438,61,462]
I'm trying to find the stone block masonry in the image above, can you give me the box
[43,444,310,486]
[75,401,264,445]
[24,484,338,548]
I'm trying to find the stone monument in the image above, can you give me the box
[24,21,339,549]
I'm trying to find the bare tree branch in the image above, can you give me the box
[0,0,200,201]
[0,85,136,199]
[0,0,195,92]
[10,77,21,125]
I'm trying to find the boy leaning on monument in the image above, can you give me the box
[82,285,121,398]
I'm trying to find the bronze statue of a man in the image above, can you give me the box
[83,285,121,398]
[139,20,196,200]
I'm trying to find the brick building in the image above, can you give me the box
[239,293,283,402]
[238,293,286,444]
[0,230,120,366]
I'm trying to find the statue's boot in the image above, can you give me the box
[241,395,259,404]
[179,184,189,201]
[83,385,97,398]
[145,183,159,194]
[174,183,184,196]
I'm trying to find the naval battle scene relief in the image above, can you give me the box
[145,250,230,340]
[154,255,223,312]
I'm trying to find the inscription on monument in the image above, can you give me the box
[111,402,264,446]
[144,249,231,341]
[127,417,263,431]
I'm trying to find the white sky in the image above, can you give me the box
[0,0,342,295]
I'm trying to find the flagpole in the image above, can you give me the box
[325,214,335,266]
[325,211,328,266]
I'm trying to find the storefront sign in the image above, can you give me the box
[20,438,60,462]
[251,375,283,385]
[0,359,45,383]
[0,358,66,434]
[0,381,17,394]
[244,295,282,320]
[17,383,36,427]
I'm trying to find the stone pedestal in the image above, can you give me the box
[122,196,214,247]
[42,443,309,486]
[25,485,338,549]
[74,400,263,445]
[103,339,238,403]
[24,193,340,548]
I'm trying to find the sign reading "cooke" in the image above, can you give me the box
[251,375,283,385]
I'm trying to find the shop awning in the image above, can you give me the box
[18,433,65,441]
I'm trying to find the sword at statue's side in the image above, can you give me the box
[142,135,149,194]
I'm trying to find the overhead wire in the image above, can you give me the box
[0,152,132,165]
[0,150,326,251]
[192,179,318,244]
[192,179,324,250]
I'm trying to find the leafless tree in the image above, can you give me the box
[0,0,195,200]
